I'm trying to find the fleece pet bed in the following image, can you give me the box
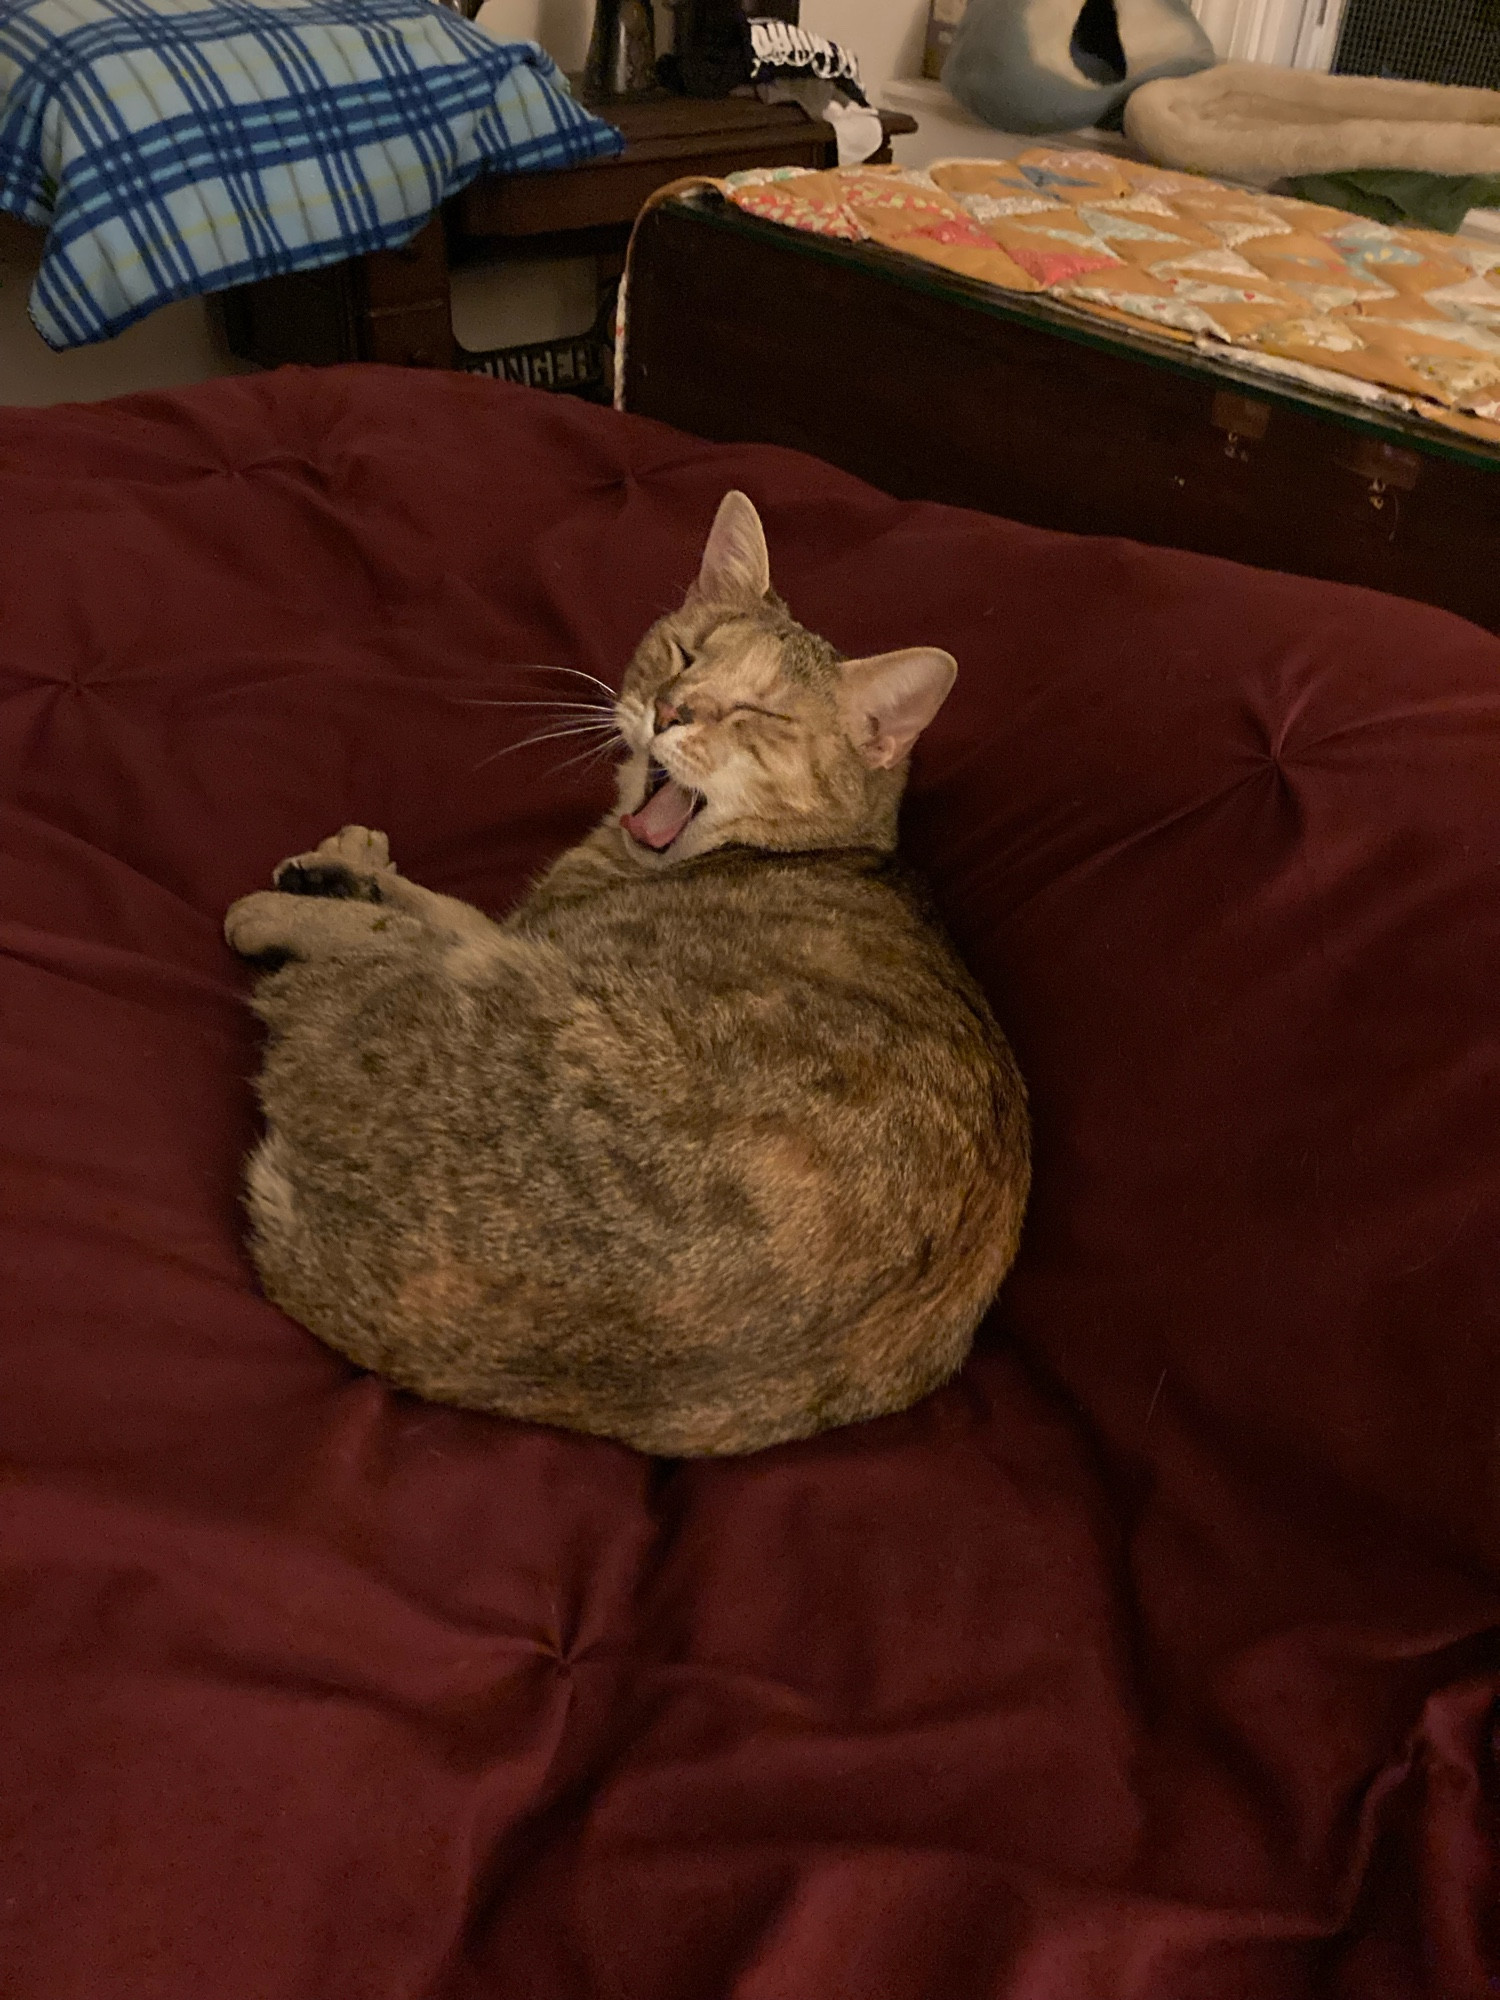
[1126,60,1500,188]
[3,363,1499,1999]
[943,0,1214,137]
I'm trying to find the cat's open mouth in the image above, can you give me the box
[621,759,705,851]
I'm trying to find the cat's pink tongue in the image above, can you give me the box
[622,779,698,850]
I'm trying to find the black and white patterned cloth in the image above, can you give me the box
[747,20,870,105]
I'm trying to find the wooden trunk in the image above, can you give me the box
[622,192,1500,633]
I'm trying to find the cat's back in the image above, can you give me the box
[515,844,1008,1101]
[480,843,1029,1451]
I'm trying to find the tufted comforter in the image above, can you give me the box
[1,364,1496,1998]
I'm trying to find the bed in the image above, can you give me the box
[3,361,1498,1998]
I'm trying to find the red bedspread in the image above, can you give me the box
[2,365,1496,1999]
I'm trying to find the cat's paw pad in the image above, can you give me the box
[273,860,384,903]
[271,827,395,900]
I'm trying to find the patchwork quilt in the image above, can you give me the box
[0,0,622,348]
[723,150,1500,448]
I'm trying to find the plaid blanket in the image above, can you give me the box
[0,0,623,348]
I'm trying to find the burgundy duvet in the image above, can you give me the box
[2,364,1497,1999]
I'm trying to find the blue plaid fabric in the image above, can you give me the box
[0,0,623,347]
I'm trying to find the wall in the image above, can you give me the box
[803,0,928,99]
[0,251,256,407]
[499,0,928,95]
[0,0,929,408]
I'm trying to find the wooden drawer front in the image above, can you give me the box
[624,201,1500,634]
[359,216,450,308]
[221,266,359,369]
[357,298,455,368]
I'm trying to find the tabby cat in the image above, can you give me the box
[225,493,1030,1455]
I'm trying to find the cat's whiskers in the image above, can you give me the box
[507,662,620,701]
[549,733,626,779]
[454,666,625,755]
[471,719,621,774]
[455,697,617,718]
[454,689,621,769]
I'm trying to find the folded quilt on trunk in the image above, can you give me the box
[0,0,621,347]
[713,151,1500,446]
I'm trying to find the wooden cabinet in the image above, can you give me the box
[221,217,456,370]
[222,95,915,387]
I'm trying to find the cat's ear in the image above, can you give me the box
[694,491,771,604]
[838,648,958,769]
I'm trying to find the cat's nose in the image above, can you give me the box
[655,698,693,731]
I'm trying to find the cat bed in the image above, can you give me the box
[5,363,1499,1997]
[943,0,1215,137]
[1126,59,1500,187]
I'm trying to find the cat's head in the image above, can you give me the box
[613,492,956,866]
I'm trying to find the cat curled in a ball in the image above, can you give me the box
[225,493,1030,1456]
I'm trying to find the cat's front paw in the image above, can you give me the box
[225,890,300,963]
[316,825,396,875]
[272,826,396,902]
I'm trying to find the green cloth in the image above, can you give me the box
[1280,168,1500,234]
